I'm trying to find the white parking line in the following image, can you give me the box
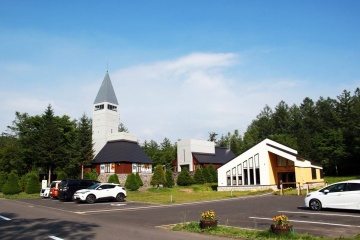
[49,236,64,240]
[249,217,360,228]
[278,210,360,218]
[0,215,11,221]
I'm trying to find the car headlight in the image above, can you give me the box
[77,190,90,194]
[306,194,311,197]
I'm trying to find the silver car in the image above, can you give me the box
[304,180,360,210]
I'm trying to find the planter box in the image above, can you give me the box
[270,224,293,234]
[200,220,218,229]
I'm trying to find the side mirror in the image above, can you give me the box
[97,187,102,190]
[324,189,329,194]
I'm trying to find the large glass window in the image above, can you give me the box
[107,104,117,111]
[255,169,260,184]
[95,104,104,111]
[311,168,317,179]
[249,157,253,168]
[237,164,242,175]
[226,171,231,186]
[254,154,259,167]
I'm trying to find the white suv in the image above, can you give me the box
[73,183,126,204]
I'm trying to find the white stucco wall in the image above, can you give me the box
[92,103,123,156]
[177,139,214,172]
[217,139,299,188]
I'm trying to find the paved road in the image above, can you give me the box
[1,194,359,239]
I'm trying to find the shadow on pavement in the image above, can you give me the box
[0,212,99,240]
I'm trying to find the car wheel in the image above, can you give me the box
[309,199,322,211]
[86,194,96,204]
[116,193,125,202]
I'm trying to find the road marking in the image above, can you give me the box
[110,203,126,206]
[278,210,360,218]
[0,215,11,221]
[74,193,272,215]
[49,236,64,240]
[249,217,360,228]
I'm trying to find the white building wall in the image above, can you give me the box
[92,103,120,156]
[218,139,298,188]
[177,139,214,172]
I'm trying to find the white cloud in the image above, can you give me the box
[1,52,339,144]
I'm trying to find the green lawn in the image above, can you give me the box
[126,184,273,204]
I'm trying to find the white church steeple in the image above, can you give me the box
[92,72,137,157]
[92,72,120,156]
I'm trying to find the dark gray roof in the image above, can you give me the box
[94,140,153,164]
[193,147,236,164]
[94,72,119,105]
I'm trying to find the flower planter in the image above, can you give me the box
[200,220,218,229]
[270,224,293,234]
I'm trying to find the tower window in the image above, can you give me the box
[107,104,117,111]
[95,104,104,111]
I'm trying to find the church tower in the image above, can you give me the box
[92,72,119,156]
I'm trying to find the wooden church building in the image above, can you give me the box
[91,72,153,175]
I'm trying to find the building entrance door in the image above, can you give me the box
[277,172,296,189]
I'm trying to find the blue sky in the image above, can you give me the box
[1,1,360,143]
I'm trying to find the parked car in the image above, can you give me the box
[73,183,126,204]
[305,180,360,211]
[58,179,99,201]
[49,180,61,199]
[40,186,50,198]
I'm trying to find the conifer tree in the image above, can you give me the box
[208,164,218,183]
[0,171,8,192]
[108,174,120,184]
[25,172,40,194]
[56,171,68,180]
[150,164,166,187]
[164,169,175,188]
[202,165,213,183]
[135,172,143,187]
[194,167,205,184]
[2,171,21,195]
[177,167,194,186]
[125,173,139,191]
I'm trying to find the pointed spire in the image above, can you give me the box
[94,72,119,105]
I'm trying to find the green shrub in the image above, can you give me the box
[208,164,217,183]
[0,171,8,192]
[2,171,22,195]
[165,169,175,188]
[108,174,120,184]
[135,172,143,187]
[177,167,194,186]
[125,173,140,191]
[56,171,68,181]
[150,164,166,187]
[202,165,213,183]
[194,168,205,184]
[83,169,98,180]
[25,172,40,194]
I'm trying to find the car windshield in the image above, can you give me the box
[87,183,101,190]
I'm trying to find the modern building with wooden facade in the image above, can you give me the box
[217,138,324,191]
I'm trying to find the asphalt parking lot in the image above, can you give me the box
[1,194,360,239]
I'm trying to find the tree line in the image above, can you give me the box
[1,88,359,180]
